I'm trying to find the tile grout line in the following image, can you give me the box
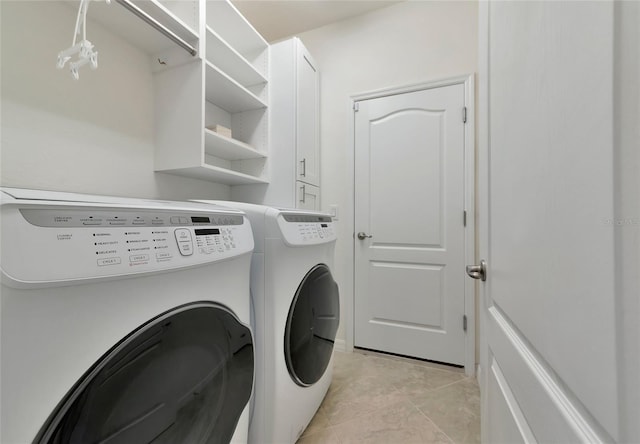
[427,376,471,393]
[410,400,457,444]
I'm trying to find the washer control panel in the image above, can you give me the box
[277,213,336,246]
[0,205,253,284]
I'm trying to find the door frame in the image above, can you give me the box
[347,74,476,376]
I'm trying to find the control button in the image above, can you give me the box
[174,229,193,256]
[174,228,191,242]
[156,252,172,260]
[98,257,121,266]
[179,217,189,224]
[178,241,193,255]
[170,217,181,224]
[130,254,149,262]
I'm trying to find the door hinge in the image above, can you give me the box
[463,315,468,332]
[463,107,467,123]
[463,210,467,227]
[353,102,360,112]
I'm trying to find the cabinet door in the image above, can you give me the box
[296,43,320,186]
[296,182,320,211]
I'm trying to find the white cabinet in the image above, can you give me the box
[153,0,269,185]
[295,41,320,187]
[296,182,320,211]
[232,37,320,209]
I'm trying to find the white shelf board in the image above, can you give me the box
[206,1,268,56]
[204,129,266,160]
[206,26,267,87]
[205,62,267,113]
[157,164,269,185]
[87,0,199,55]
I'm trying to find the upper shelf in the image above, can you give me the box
[87,0,199,55]
[205,61,267,113]
[205,1,268,56]
[205,26,267,87]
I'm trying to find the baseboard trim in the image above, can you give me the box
[334,338,347,352]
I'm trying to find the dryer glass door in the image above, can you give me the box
[285,264,340,386]
[36,303,253,444]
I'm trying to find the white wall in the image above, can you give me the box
[297,1,478,345]
[0,1,228,200]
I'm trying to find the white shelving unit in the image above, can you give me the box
[151,0,269,185]
[83,0,269,185]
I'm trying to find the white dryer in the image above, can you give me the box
[0,188,256,444]
[195,202,340,444]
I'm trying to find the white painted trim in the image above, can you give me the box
[477,1,491,442]
[333,338,347,353]
[345,96,356,354]
[490,358,537,443]
[489,307,609,443]
[348,74,477,376]
[462,74,476,377]
[351,74,475,102]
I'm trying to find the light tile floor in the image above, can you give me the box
[296,350,480,444]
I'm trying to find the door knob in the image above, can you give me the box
[466,260,487,281]
[357,232,372,240]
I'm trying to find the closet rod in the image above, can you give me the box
[115,0,197,56]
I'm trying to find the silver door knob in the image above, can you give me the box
[357,232,372,240]
[466,260,487,281]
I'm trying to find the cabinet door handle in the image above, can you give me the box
[300,184,306,203]
[300,158,306,177]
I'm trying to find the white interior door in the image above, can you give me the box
[478,2,630,442]
[354,83,468,366]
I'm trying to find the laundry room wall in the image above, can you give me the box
[296,1,479,348]
[0,1,229,200]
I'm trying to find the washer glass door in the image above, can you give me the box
[36,303,253,444]
[285,264,340,386]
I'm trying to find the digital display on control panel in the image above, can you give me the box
[283,214,332,223]
[195,228,221,236]
[321,224,328,228]
[191,216,210,224]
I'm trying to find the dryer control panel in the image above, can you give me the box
[277,213,336,246]
[0,205,254,285]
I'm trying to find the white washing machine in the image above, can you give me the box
[194,202,340,444]
[0,188,256,444]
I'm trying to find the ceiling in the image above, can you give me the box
[230,0,403,43]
